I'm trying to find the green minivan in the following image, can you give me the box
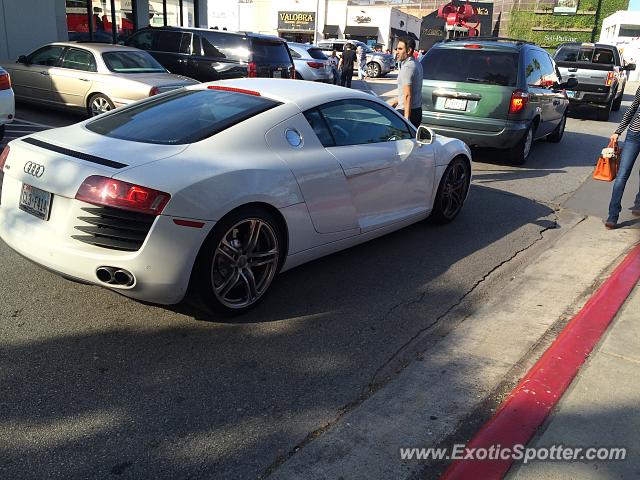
[419,38,576,164]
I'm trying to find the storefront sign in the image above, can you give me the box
[553,0,579,15]
[278,11,315,31]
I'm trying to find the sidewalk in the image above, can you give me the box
[507,284,640,480]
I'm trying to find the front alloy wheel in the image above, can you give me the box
[429,156,470,224]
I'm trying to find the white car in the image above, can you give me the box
[0,79,471,316]
[0,66,15,141]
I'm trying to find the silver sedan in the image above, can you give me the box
[2,42,199,116]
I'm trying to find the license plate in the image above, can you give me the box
[19,183,52,221]
[566,91,576,98]
[444,98,468,111]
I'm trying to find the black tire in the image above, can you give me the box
[0,124,4,142]
[190,206,285,317]
[612,92,623,111]
[547,112,567,143]
[596,98,612,121]
[367,62,381,78]
[428,156,471,224]
[506,124,534,165]
[87,93,115,117]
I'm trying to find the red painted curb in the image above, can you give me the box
[440,243,640,480]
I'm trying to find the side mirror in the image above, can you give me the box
[17,55,28,64]
[627,63,636,71]
[564,77,578,89]
[416,125,434,145]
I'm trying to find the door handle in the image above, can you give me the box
[39,71,49,76]
[78,78,90,82]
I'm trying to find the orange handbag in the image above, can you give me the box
[593,139,620,182]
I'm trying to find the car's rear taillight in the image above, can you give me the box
[307,61,324,69]
[248,62,257,78]
[149,86,161,96]
[0,73,10,90]
[606,71,615,86]
[0,146,9,171]
[509,90,529,114]
[75,176,170,215]
[464,44,483,49]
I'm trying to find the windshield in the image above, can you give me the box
[102,51,167,73]
[86,89,281,145]
[421,48,518,87]
[554,45,615,65]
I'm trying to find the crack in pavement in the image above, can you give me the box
[262,211,583,479]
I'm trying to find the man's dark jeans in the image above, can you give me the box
[397,108,423,128]
[340,69,354,88]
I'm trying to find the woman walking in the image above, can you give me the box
[606,87,640,229]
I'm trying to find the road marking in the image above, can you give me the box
[11,118,55,128]
[440,243,640,480]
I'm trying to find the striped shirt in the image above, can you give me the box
[615,85,640,134]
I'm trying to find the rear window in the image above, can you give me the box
[251,41,291,64]
[554,45,615,64]
[102,51,166,73]
[307,48,328,60]
[86,89,281,145]
[421,48,518,87]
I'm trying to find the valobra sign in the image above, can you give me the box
[278,11,316,31]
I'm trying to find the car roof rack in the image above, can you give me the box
[445,36,535,45]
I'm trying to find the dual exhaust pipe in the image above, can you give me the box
[96,266,135,287]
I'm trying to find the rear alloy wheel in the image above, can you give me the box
[88,93,115,117]
[429,156,470,224]
[367,62,381,78]
[547,112,567,143]
[507,125,534,165]
[193,208,283,316]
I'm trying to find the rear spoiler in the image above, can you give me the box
[555,61,618,71]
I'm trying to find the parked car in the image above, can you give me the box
[553,42,634,121]
[317,39,394,78]
[126,26,295,82]
[0,66,15,142]
[0,79,471,316]
[2,43,198,117]
[420,37,576,165]
[288,43,332,82]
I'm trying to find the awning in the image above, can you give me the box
[323,25,339,37]
[407,31,419,41]
[390,27,405,38]
[344,26,379,37]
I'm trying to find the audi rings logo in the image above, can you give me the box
[24,161,45,178]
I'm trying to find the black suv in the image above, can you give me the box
[420,37,576,164]
[126,27,295,82]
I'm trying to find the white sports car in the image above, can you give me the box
[0,79,471,315]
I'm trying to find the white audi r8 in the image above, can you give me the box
[0,79,471,316]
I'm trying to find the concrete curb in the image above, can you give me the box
[441,243,640,480]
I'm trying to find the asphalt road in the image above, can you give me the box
[1,83,638,479]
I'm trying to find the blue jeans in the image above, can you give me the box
[607,130,640,222]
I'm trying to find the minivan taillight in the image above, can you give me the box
[290,66,296,79]
[0,146,9,171]
[509,90,529,114]
[248,62,257,78]
[0,73,10,90]
[76,176,170,215]
[605,71,615,86]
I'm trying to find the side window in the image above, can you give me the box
[60,48,97,72]
[127,31,154,51]
[524,49,543,87]
[192,34,202,56]
[28,46,65,66]
[154,31,190,54]
[201,31,248,61]
[537,52,558,87]
[289,48,301,59]
[303,108,335,147]
[318,100,413,147]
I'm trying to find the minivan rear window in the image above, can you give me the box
[421,48,518,87]
[86,89,281,145]
[554,46,615,65]
[251,41,291,63]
